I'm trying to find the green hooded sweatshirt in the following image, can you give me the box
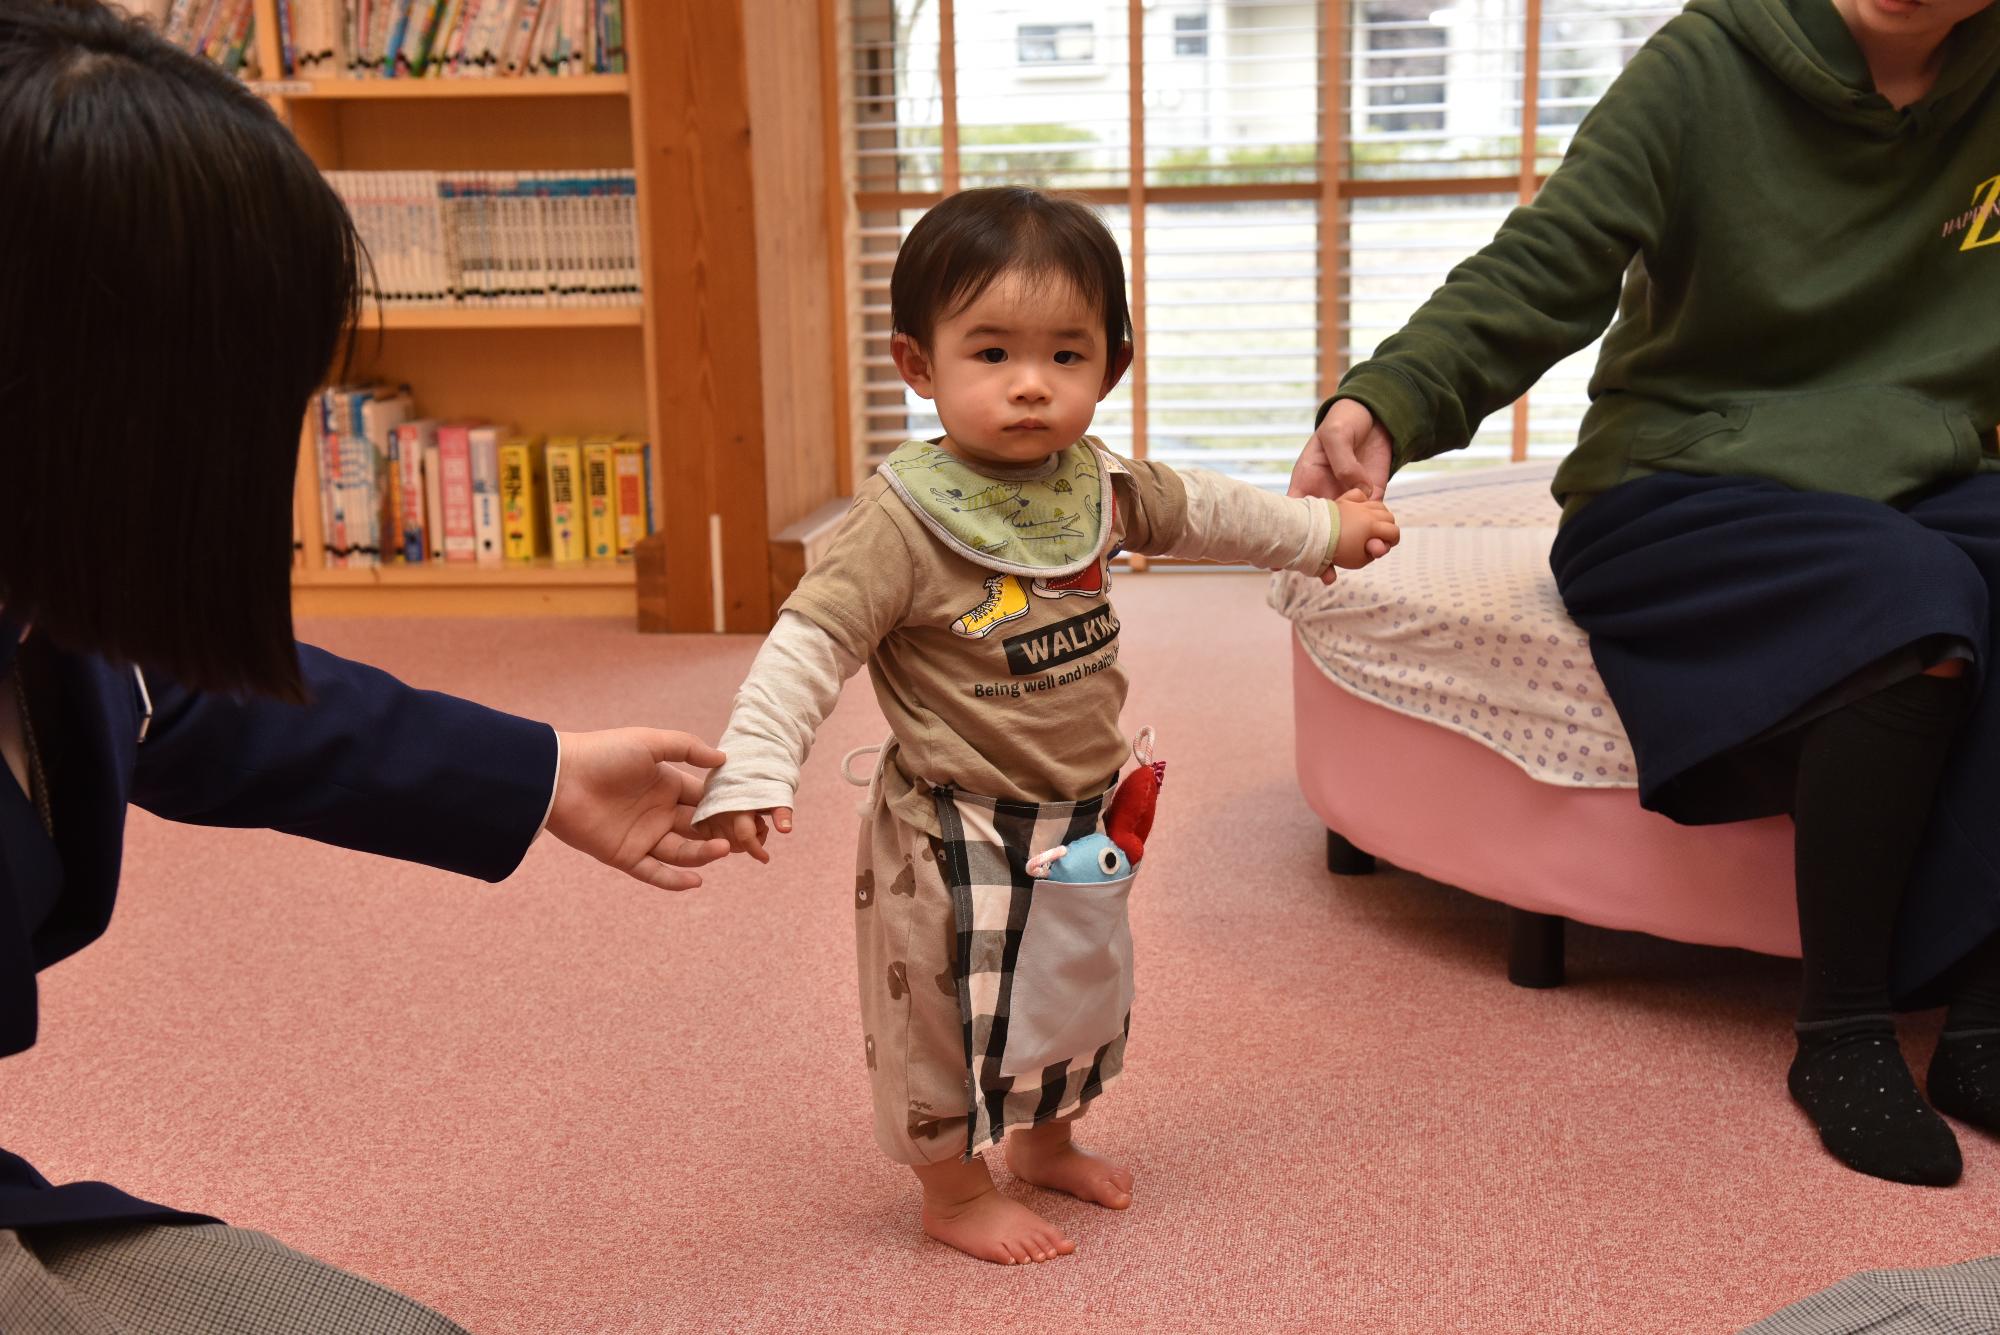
[1331,0,2000,518]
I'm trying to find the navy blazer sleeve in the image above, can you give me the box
[129,644,559,883]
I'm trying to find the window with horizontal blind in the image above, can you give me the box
[839,0,1677,489]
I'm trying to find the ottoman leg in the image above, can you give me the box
[1507,909,1566,988]
[1325,829,1377,876]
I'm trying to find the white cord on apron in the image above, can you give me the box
[840,744,883,787]
[1132,727,1156,766]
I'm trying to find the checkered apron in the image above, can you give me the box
[1741,1255,2000,1334]
[931,784,1136,1160]
[0,1223,467,1334]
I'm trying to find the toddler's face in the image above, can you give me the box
[893,270,1128,470]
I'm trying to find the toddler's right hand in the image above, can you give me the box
[695,807,794,864]
[1332,488,1401,570]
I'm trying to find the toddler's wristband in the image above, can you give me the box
[1317,497,1341,576]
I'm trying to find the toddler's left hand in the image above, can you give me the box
[1332,488,1400,571]
[693,807,794,865]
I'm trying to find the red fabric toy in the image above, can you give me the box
[1104,728,1165,866]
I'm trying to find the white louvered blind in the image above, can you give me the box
[1146,200,1320,484]
[842,0,1675,488]
[1345,193,1518,461]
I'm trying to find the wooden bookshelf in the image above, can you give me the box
[253,0,651,617]
[256,1,845,628]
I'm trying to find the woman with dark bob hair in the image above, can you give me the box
[0,2,728,1328]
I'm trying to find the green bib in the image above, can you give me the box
[877,438,1112,578]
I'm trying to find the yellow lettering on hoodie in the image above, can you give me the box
[1962,174,2000,251]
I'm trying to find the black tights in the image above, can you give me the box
[1793,671,1973,1024]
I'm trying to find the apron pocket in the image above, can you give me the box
[1000,871,1136,1079]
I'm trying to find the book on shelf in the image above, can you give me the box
[611,437,647,559]
[498,437,543,562]
[281,0,625,78]
[470,425,505,565]
[544,437,587,564]
[422,433,446,562]
[323,170,640,311]
[582,438,616,562]
[313,383,409,568]
[128,0,264,76]
[392,420,433,563]
[303,382,654,571]
[437,423,479,562]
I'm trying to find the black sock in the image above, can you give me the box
[1928,930,2000,1133]
[1787,673,1967,1183]
[1791,1017,1961,1185]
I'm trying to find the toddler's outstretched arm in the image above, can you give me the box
[692,610,864,863]
[1159,467,1399,575]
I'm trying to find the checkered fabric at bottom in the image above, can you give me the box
[932,784,1130,1161]
[0,1222,468,1334]
[1741,1255,2000,1335]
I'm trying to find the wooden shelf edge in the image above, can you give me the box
[358,306,645,331]
[260,74,631,100]
[294,562,638,588]
[293,585,637,618]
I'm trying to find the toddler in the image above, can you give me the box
[694,186,1398,1264]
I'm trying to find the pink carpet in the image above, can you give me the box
[2,574,1991,1333]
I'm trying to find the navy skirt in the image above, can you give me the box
[1550,471,2000,1001]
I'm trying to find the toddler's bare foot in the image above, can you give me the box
[1006,1122,1135,1209]
[914,1156,1076,1265]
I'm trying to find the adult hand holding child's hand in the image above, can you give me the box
[1291,397,1394,502]
[1292,398,1398,573]
[546,729,733,890]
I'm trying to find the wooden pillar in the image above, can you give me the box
[1318,0,1347,404]
[630,0,774,632]
[1511,0,1544,463]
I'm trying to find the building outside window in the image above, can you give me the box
[1173,12,1209,57]
[1018,21,1096,65]
[847,0,1679,486]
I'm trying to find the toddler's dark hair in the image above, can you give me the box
[891,187,1131,378]
[0,0,362,701]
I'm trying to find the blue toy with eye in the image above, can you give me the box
[1027,834,1134,884]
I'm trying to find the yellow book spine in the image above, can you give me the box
[582,440,617,562]
[544,438,586,565]
[499,438,543,563]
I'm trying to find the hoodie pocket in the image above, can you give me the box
[1628,389,1981,504]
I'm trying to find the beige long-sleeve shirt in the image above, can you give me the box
[694,445,1338,834]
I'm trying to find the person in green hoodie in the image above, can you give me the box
[1290,0,2000,1186]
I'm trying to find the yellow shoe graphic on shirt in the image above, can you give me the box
[951,574,1030,639]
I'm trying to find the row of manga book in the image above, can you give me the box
[281,0,625,78]
[323,170,640,308]
[309,384,656,569]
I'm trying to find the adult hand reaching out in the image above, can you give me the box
[545,729,733,891]
[1290,400,1396,563]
